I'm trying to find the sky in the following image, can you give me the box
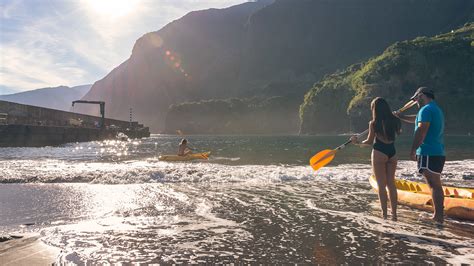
[0,0,248,95]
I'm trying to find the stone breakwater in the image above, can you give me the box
[0,100,149,147]
[0,125,149,147]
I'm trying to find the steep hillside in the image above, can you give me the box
[79,1,272,131]
[300,23,474,134]
[81,0,473,133]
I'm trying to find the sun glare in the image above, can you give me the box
[83,0,140,19]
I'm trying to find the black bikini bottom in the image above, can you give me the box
[373,141,396,158]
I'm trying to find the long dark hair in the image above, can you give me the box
[371,97,401,141]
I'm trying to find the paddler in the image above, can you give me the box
[178,138,193,156]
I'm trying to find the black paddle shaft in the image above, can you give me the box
[335,129,369,150]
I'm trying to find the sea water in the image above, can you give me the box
[0,135,473,264]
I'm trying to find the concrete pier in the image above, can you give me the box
[0,125,149,147]
[0,100,150,147]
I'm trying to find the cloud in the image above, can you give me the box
[0,0,248,94]
[1,2,98,92]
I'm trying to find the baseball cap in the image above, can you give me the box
[410,87,435,100]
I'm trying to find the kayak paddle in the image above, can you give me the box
[309,100,417,171]
[309,130,368,171]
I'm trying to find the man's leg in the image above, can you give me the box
[422,170,444,223]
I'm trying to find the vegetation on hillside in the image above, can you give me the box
[82,0,473,132]
[164,96,301,134]
[300,23,474,134]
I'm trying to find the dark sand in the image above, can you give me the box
[0,234,59,266]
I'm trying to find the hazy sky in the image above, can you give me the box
[0,0,247,94]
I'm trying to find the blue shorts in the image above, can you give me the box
[417,155,445,175]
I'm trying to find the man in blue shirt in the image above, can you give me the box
[395,87,446,223]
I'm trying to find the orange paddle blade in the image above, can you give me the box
[310,149,336,171]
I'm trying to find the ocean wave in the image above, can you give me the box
[0,158,473,185]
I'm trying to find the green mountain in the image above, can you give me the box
[165,96,300,134]
[80,0,473,133]
[300,23,474,135]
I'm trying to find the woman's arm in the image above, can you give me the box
[351,121,375,147]
[360,121,375,145]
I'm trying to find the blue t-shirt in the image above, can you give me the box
[414,101,445,156]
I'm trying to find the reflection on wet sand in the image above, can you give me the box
[1,179,472,264]
[1,135,473,264]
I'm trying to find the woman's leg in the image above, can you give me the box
[386,156,398,221]
[372,149,388,219]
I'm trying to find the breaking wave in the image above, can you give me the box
[1,158,473,186]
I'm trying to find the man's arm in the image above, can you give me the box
[410,122,430,160]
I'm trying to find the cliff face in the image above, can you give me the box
[81,0,473,133]
[300,23,474,134]
[239,0,473,86]
[79,1,272,131]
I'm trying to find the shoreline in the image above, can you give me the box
[0,233,60,265]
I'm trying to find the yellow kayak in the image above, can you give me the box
[158,152,211,161]
[369,175,474,221]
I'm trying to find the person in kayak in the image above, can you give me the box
[177,138,193,156]
[351,97,401,220]
[394,87,446,223]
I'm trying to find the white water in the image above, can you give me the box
[1,157,473,185]
[1,136,473,264]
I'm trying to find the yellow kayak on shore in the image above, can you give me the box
[158,152,211,161]
[369,175,474,221]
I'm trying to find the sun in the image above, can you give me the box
[83,0,140,19]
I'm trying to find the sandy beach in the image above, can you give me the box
[0,136,473,264]
[0,234,59,266]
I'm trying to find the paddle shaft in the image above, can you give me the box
[310,100,416,170]
[335,100,416,151]
[336,129,369,150]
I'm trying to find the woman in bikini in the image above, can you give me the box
[351,97,402,220]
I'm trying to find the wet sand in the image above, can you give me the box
[0,234,59,265]
[0,135,473,264]
[1,181,473,264]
